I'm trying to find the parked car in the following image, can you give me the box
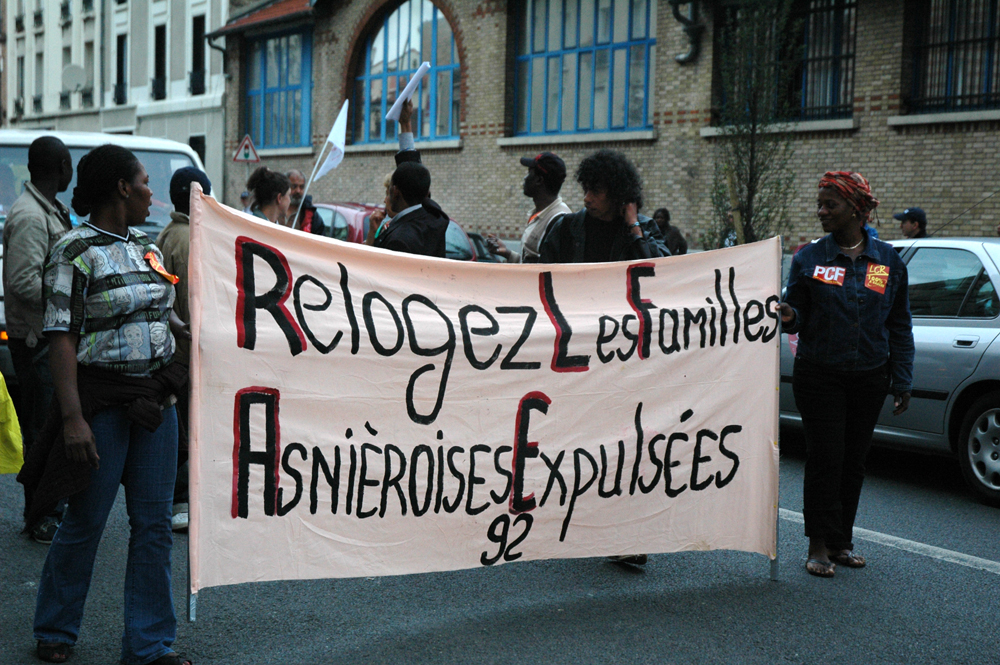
[314,202,479,261]
[780,237,1000,506]
[0,129,207,387]
[467,232,502,263]
[312,202,371,244]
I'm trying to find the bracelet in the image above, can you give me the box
[629,222,641,229]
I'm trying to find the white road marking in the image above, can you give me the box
[778,508,1000,576]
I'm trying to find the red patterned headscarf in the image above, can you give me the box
[818,171,880,223]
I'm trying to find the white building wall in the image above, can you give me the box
[3,0,227,189]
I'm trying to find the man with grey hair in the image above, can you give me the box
[286,168,322,234]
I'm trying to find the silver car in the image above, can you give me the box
[780,237,1000,506]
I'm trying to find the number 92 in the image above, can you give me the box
[480,513,533,566]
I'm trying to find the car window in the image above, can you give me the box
[315,207,333,232]
[907,248,987,317]
[0,146,194,238]
[958,269,1000,318]
[315,208,350,240]
[330,212,349,240]
[445,220,473,260]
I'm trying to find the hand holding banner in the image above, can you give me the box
[386,62,431,122]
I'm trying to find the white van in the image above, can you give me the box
[0,129,208,385]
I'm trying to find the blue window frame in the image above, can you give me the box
[245,30,313,149]
[790,0,857,120]
[513,0,656,135]
[351,0,460,144]
[910,0,1000,112]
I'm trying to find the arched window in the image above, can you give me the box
[513,0,656,135]
[351,0,460,144]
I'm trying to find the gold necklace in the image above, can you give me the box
[837,236,864,251]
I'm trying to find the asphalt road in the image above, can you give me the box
[3,432,999,665]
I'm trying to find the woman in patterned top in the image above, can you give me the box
[32,145,193,665]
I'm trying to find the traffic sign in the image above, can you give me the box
[232,134,260,163]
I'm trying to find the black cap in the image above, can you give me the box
[893,207,926,225]
[170,166,212,212]
[520,152,566,189]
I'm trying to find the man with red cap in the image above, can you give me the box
[487,153,572,263]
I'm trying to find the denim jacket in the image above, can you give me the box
[783,234,914,396]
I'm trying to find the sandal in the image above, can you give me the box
[805,558,836,578]
[829,550,866,568]
[149,653,193,665]
[36,641,71,663]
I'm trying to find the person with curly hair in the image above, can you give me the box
[246,166,291,225]
[24,144,193,664]
[778,171,913,579]
[537,150,666,568]
[538,149,668,263]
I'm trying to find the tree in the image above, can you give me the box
[708,0,799,248]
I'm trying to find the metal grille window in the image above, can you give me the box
[715,0,856,122]
[789,0,856,119]
[351,0,460,144]
[513,0,656,135]
[245,30,313,149]
[911,0,1000,112]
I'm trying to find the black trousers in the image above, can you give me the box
[8,337,53,452]
[792,358,889,551]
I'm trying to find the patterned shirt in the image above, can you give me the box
[43,224,176,377]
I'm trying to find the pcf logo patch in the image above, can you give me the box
[812,265,846,286]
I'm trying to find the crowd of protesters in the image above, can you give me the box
[0,98,934,662]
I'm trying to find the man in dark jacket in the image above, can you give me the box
[374,161,448,257]
[653,207,688,255]
[539,150,669,263]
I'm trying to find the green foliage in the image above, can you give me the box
[708,0,799,248]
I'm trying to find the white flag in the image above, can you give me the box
[315,100,349,181]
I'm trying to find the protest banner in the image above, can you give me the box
[188,193,782,594]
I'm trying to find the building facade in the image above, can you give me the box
[3,0,230,190]
[216,0,1000,245]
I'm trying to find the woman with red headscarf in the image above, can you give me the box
[777,172,914,578]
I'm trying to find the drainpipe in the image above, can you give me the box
[668,0,705,65]
[99,0,105,112]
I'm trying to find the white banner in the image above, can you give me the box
[188,194,782,592]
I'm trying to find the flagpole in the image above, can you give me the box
[292,140,329,230]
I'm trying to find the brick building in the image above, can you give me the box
[214,0,1000,246]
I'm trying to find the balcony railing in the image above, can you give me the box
[32,94,42,113]
[151,77,166,101]
[60,92,71,110]
[113,83,127,105]
[81,87,93,107]
[189,70,205,96]
[60,1,71,23]
[33,9,43,28]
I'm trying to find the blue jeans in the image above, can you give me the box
[33,405,179,665]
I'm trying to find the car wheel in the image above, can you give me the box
[958,391,1000,507]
